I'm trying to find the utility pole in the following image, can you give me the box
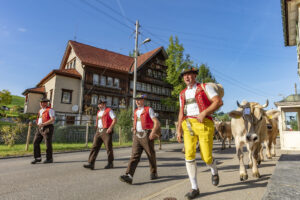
[132,20,139,115]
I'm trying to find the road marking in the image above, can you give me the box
[141,178,189,200]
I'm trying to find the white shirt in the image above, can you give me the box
[136,106,155,132]
[179,83,218,116]
[97,108,116,128]
[37,108,55,125]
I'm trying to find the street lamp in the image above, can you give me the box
[132,20,151,115]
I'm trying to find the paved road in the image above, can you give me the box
[0,141,281,200]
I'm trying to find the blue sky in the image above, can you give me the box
[0,0,298,112]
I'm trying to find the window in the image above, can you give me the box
[157,103,161,110]
[113,97,119,107]
[153,71,157,78]
[66,116,75,125]
[61,89,72,104]
[152,85,157,93]
[106,96,112,107]
[157,86,161,94]
[142,83,147,91]
[93,74,99,85]
[147,84,151,92]
[107,77,113,87]
[91,94,98,105]
[147,69,152,77]
[100,76,106,86]
[73,59,76,69]
[130,80,133,89]
[158,72,162,79]
[283,111,299,131]
[162,88,165,95]
[137,82,141,91]
[114,78,120,88]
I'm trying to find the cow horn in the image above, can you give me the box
[237,101,243,108]
[262,100,269,108]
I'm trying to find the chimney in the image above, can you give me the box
[295,83,298,95]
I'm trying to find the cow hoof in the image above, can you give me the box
[252,172,261,178]
[257,160,261,165]
[248,164,253,169]
[240,174,248,181]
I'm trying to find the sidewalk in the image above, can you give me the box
[262,152,300,200]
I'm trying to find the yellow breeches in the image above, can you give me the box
[182,118,214,164]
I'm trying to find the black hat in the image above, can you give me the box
[40,97,50,102]
[134,94,147,99]
[180,67,199,77]
[98,99,107,104]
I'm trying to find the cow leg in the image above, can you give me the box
[266,138,272,159]
[251,144,261,178]
[259,142,265,162]
[246,143,253,169]
[221,138,225,150]
[236,141,248,181]
[271,136,276,157]
[228,136,232,148]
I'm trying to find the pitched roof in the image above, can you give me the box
[22,87,45,95]
[37,68,82,87]
[68,40,134,72]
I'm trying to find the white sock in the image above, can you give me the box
[186,160,198,190]
[127,174,133,179]
[207,159,218,175]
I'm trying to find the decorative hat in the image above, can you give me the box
[40,97,50,102]
[180,66,199,77]
[98,99,107,104]
[134,94,147,99]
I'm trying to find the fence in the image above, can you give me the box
[0,121,176,145]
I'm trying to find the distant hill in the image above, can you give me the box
[5,95,25,108]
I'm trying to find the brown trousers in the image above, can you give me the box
[126,132,157,176]
[88,129,114,164]
[33,125,54,160]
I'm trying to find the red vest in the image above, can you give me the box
[96,108,113,129]
[133,107,154,131]
[180,83,212,121]
[36,107,51,124]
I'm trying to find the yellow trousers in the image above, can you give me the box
[182,118,214,164]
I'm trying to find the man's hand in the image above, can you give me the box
[149,133,155,140]
[177,130,183,143]
[197,111,207,123]
[107,127,113,134]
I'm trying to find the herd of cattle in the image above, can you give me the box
[212,100,280,181]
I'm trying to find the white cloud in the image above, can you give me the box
[17,28,27,32]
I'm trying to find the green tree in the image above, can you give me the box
[197,64,217,83]
[164,36,193,108]
[0,89,12,105]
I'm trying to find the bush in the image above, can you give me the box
[0,123,26,147]
[115,108,133,143]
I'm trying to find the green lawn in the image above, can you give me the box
[0,140,176,158]
[6,95,25,108]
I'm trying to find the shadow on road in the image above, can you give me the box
[134,175,187,185]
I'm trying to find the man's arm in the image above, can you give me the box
[197,96,223,123]
[107,118,117,134]
[149,117,160,140]
[177,108,184,143]
[41,117,55,127]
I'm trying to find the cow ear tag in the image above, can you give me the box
[243,108,250,115]
[268,115,273,119]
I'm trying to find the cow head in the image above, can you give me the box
[265,109,280,131]
[229,100,268,142]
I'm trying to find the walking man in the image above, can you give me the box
[83,99,117,170]
[31,98,55,164]
[177,67,223,199]
[119,94,160,184]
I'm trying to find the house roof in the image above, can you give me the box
[22,87,45,95]
[275,94,300,106]
[61,40,165,73]
[67,40,134,73]
[37,68,82,87]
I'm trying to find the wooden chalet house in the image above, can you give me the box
[23,40,175,124]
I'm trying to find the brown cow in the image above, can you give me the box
[259,109,280,160]
[215,121,232,150]
[229,100,268,181]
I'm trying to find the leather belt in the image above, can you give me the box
[136,130,151,138]
[97,128,106,133]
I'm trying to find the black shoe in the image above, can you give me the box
[150,173,158,180]
[185,189,200,200]
[43,159,53,164]
[83,163,94,170]
[119,174,132,184]
[104,163,113,169]
[212,174,219,186]
[31,158,42,164]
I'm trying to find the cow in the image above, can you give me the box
[259,109,280,160]
[229,100,268,181]
[215,121,232,150]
